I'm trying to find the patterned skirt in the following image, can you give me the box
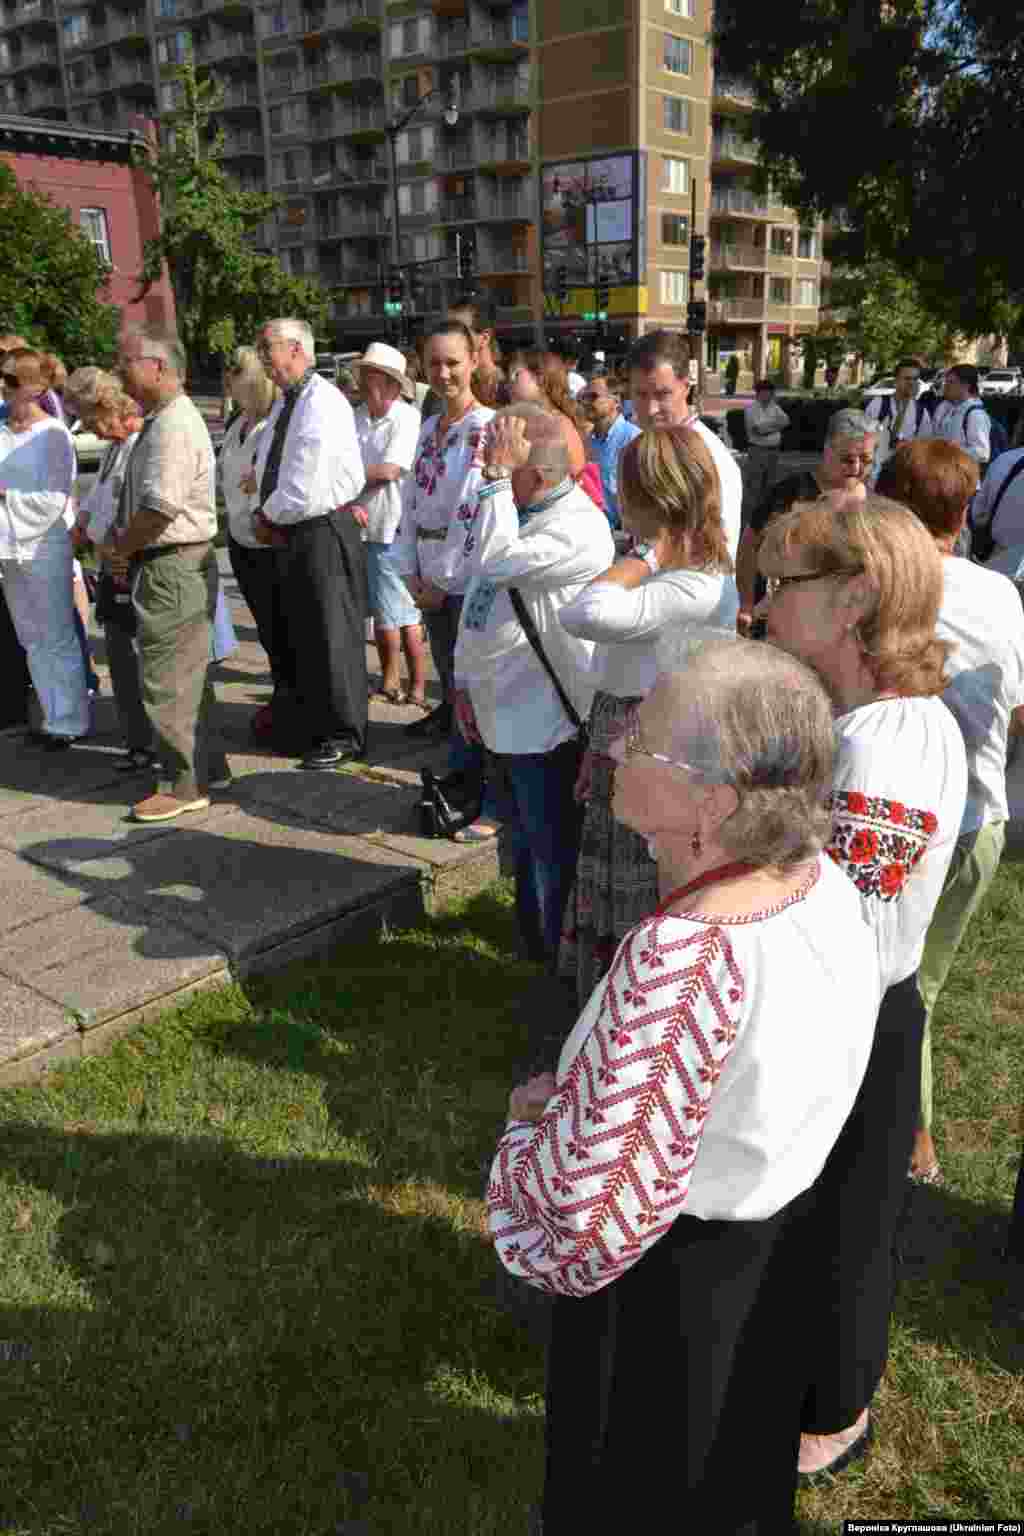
[558,689,659,1009]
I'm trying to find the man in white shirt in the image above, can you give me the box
[454,405,614,967]
[626,329,743,563]
[347,343,425,707]
[931,364,991,466]
[251,317,367,770]
[864,358,932,486]
[743,378,791,509]
[970,446,1024,566]
[876,440,1024,1184]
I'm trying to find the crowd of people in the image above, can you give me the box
[2,310,1024,1531]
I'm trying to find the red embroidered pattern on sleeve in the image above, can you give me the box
[486,918,744,1298]
[825,789,939,901]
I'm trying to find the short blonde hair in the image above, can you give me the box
[227,345,279,420]
[760,493,950,698]
[618,426,731,572]
[64,366,138,428]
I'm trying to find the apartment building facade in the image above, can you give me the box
[0,0,822,367]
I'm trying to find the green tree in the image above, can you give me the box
[823,258,952,375]
[713,0,1024,339]
[134,59,328,370]
[0,163,120,368]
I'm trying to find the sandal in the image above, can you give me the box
[908,1162,944,1187]
[452,820,502,844]
[371,688,406,705]
[405,695,433,712]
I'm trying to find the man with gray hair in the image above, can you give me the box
[248,316,367,768]
[453,404,614,966]
[103,323,228,822]
[735,405,877,627]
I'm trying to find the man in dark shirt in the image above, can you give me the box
[736,407,878,630]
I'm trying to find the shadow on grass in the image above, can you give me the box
[0,1116,546,1536]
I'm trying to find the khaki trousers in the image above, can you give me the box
[133,543,227,798]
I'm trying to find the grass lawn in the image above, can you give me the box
[1,861,1023,1535]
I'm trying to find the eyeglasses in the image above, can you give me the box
[611,709,698,773]
[762,567,862,601]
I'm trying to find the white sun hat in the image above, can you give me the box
[351,341,415,400]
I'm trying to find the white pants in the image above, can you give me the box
[1,524,90,738]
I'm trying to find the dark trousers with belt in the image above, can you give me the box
[279,510,369,752]
[227,536,296,696]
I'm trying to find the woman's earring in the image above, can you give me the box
[691,830,702,857]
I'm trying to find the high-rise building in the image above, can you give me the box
[0,0,821,368]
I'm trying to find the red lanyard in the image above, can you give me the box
[655,862,757,916]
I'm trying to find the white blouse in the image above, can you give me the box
[826,696,967,989]
[82,435,137,545]
[559,567,740,698]
[0,418,76,560]
[390,406,494,595]
[488,855,879,1297]
[353,397,420,545]
[219,413,272,549]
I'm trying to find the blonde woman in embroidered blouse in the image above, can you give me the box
[488,633,879,1535]
[756,493,967,1482]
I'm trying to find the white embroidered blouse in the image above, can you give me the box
[488,855,879,1298]
[825,696,967,989]
[390,406,494,595]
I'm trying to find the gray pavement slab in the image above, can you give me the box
[0,849,90,931]
[42,804,432,964]
[0,778,235,868]
[0,975,78,1066]
[0,893,229,1029]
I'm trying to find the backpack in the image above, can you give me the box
[878,394,929,436]
[964,402,1009,465]
[970,452,1024,563]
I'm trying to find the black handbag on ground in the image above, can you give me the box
[417,765,484,840]
[507,587,589,750]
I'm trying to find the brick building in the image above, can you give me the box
[0,111,174,329]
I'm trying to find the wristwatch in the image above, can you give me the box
[482,463,512,482]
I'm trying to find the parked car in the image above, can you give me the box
[980,369,1022,398]
[863,374,928,399]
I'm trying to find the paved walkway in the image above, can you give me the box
[0,564,505,1086]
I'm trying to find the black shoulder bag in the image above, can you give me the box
[507,586,589,750]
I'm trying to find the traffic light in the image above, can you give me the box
[689,234,706,283]
[456,233,476,283]
[596,275,609,314]
[687,300,707,334]
[557,265,569,304]
[387,265,403,306]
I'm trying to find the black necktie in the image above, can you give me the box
[259,368,314,507]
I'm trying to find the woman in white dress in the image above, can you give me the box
[0,348,87,748]
[489,634,880,1534]
[757,492,968,1480]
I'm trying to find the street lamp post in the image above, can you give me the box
[386,84,459,341]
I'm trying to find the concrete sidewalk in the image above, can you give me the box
[0,568,506,1086]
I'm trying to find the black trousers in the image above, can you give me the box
[279,511,368,751]
[227,536,296,694]
[0,583,31,729]
[797,971,924,1431]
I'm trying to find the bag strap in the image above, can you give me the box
[976,452,1024,534]
[507,586,584,732]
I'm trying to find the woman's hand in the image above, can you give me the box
[239,470,257,495]
[508,1073,558,1123]
[573,747,595,804]
[414,581,447,613]
[453,688,482,744]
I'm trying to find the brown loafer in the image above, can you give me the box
[132,792,211,824]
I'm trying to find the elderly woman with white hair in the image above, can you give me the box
[488,633,881,1535]
[735,405,878,630]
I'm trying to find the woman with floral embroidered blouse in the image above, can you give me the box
[489,633,881,1535]
[756,493,967,1484]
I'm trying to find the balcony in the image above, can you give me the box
[22,79,64,111]
[220,128,264,157]
[264,68,303,99]
[347,155,388,182]
[337,102,386,135]
[438,139,475,170]
[115,58,151,87]
[712,130,758,165]
[4,0,54,29]
[461,76,529,113]
[199,33,257,65]
[318,0,382,33]
[277,219,310,245]
[478,246,528,274]
[710,242,766,271]
[340,262,385,283]
[708,297,765,322]
[2,41,55,71]
[440,196,476,222]
[477,131,529,165]
[330,51,382,85]
[710,184,770,218]
[219,79,261,108]
[339,208,388,236]
[477,188,531,220]
[712,74,756,108]
[268,109,309,140]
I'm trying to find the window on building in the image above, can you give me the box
[398,124,434,163]
[265,4,288,34]
[660,270,688,306]
[390,15,430,56]
[666,0,695,15]
[158,0,178,15]
[661,155,689,195]
[510,1,528,40]
[796,278,818,307]
[398,179,438,216]
[661,212,689,245]
[62,13,89,47]
[769,227,793,257]
[663,96,691,134]
[664,35,692,74]
[769,277,791,304]
[797,228,818,260]
[79,208,111,266]
[161,82,182,110]
[289,247,306,275]
[158,30,192,64]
